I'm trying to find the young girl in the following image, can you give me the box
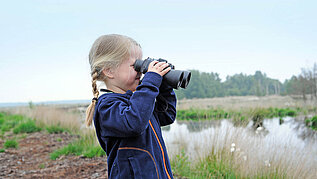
[85,34,177,179]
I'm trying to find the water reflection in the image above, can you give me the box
[163,120,222,132]
[163,117,317,143]
[162,117,317,162]
[162,117,317,176]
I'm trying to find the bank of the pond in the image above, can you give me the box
[176,107,317,130]
[2,106,317,178]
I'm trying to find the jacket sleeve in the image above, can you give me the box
[97,72,162,137]
[154,81,177,126]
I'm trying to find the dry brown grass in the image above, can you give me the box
[177,95,317,110]
[4,106,83,134]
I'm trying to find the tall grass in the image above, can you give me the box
[7,106,82,134]
[1,107,105,159]
[50,128,105,160]
[164,120,316,178]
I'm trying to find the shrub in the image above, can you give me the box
[1,120,20,132]
[13,120,42,134]
[4,139,18,149]
[286,110,296,117]
[46,125,65,134]
[306,116,317,130]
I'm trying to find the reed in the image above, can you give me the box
[165,120,316,178]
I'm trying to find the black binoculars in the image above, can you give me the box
[134,57,191,89]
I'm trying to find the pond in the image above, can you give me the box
[162,117,317,175]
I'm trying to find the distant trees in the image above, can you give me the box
[175,63,317,100]
[284,63,317,101]
[175,70,223,99]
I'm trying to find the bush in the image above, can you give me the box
[46,125,65,134]
[13,120,42,134]
[4,139,18,149]
[83,146,106,158]
[0,148,5,152]
[286,109,296,117]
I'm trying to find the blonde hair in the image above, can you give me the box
[85,34,141,127]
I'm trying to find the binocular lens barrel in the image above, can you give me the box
[134,58,191,89]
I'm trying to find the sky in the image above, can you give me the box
[0,0,317,103]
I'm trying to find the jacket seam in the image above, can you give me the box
[149,120,172,179]
[118,147,159,179]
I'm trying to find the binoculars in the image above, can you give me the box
[134,57,191,89]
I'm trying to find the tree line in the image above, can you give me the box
[175,63,317,100]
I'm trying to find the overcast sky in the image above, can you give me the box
[0,0,316,103]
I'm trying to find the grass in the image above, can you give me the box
[50,129,105,160]
[305,116,317,130]
[176,107,314,127]
[39,163,45,169]
[166,119,316,179]
[2,96,316,178]
[13,120,42,134]
[4,139,18,149]
[46,125,67,134]
[0,112,42,134]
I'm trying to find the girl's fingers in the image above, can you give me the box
[160,67,171,76]
[148,61,171,76]
[149,61,159,67]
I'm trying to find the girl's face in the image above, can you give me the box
[111,46,143,93]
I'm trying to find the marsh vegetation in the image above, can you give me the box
[1,95,316,178]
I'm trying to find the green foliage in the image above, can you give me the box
[83,146,106,158]
[171,150,191,177]
[46,125,66,134]
[50,142,83,160]
[305,116,317,130]
[0,118,4,126]
[177,107,301,123]
[172,151,238,178]
[13,120,42,134]
[177,108,230,120]
[39,163,45,169]
[0,114,25,133]
[0,148,5,152]
[4,139,18,149]
[50,135,105,160]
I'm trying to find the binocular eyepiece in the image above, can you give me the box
[134,57,191,89]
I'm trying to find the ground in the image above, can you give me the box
[0,132,107,179]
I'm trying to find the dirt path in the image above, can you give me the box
[0,132,107,179]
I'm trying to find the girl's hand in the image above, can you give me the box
[148,61,171,76]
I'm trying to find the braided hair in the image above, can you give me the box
[85,34,141,127]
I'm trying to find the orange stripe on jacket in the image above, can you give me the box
[149,120,171,179]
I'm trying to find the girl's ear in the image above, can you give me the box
[102,68,114,79]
